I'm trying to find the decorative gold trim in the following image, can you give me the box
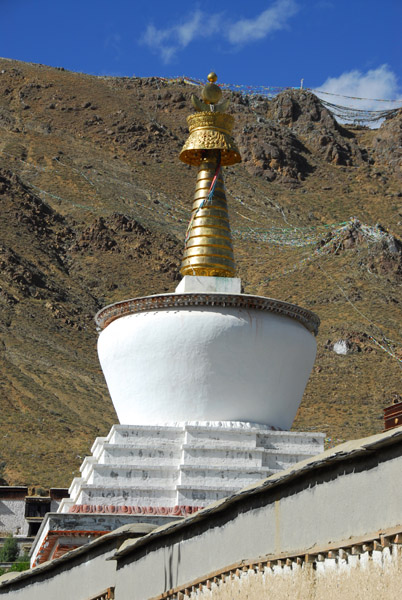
[191,125,235,135]
[95,293,320,336]
[187,112,235,131]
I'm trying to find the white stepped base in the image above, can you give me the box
[59,423,324,514]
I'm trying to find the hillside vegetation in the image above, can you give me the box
[0,58,401,487]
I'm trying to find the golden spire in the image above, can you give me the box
[179,73,241,278]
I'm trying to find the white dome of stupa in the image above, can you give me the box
[96,277,318,431]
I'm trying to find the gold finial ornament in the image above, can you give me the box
[202,78,222,105]
[179,73,242,278]
[190,72,230,114]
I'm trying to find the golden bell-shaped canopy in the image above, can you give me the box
[179,112,241,167]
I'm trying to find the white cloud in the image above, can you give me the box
[316,65,401,127]
[318,65,399,103]
[141,10,221,64]
[226,0,299,44]
[141,1,298,63]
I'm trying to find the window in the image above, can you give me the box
[25,500,51,518]
[28,522,41,537]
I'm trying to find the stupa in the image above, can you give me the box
[31,74,324,567]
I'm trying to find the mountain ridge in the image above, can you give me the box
[0,58,401,487]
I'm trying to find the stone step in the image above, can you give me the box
[91,427,185,458]
[176,484,241,505]
[106,436,185,448]
[75,485,177,506]
[177,483,240,492]
[184,442,321,457]
[257,448,318,455]
[97,445,182,466]
[108,425,184,445]
[184,423,270,432]
[68,477,84,499]
[182,443,266,453]
[185,431,258,448]
[102,440,183,449]
[256,433,325,451]
[184,439,256,449]
[182,446,265,468]
[179,464,270,473]
[179,468,270,487]
[87,464,179,487]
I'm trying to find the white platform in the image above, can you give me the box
[175,276,242,294]
[59,423,325,514]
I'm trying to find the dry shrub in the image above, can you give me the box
[193,553,402,600]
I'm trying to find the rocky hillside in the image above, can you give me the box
[0,58,401,487]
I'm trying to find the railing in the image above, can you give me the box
[86,588,114,600]
[150,526,402,600]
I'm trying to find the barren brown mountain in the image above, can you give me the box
[0,58,401,487]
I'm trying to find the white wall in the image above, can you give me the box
[0,499,28,537]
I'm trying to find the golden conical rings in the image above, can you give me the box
[190,216,230,228]
[191,199,228,212]
[190,207,229,218]
[185,236,233,250]
[196,176,225,187]
[193,188,226,202]
[197,167,224,178]
[181,257,235,272]
[195,183,225,195]
[187,225,231,237]
[183,246,234,259]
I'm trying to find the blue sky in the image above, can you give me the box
[2,0,401,107]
